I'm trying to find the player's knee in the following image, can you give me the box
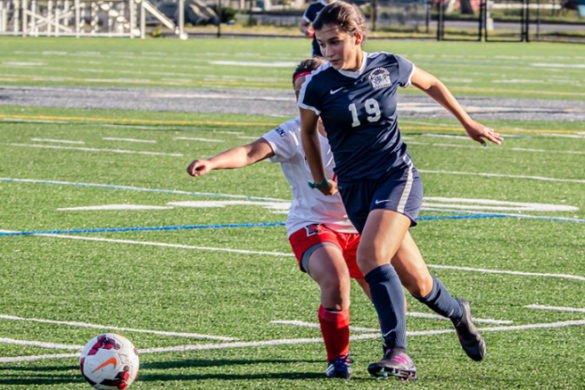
[405,274,433,298]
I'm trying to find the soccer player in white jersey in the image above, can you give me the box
[298,1,502,381]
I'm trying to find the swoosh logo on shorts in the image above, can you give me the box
[329,87,343,95]
[374,199,391,205]
[93,357,117,372]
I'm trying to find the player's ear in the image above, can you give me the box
[354,30,363,46]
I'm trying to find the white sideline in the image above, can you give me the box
[2,319,584,363]
[6,143,183,157]
[0,314,237,341]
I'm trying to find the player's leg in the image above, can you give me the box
[306,244,353,379]
[358,209,416,380]
[392,231,486,361]
[289,225,353,378]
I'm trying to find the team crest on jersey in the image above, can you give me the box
[305,224,321,236]
[369,67,392,90]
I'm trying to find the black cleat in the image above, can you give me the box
[453,298,487,361]
[325,353,352,379]
[367,347,417,381]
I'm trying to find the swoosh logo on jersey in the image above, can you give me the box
[93,357,117,372]
[329,87,344,95]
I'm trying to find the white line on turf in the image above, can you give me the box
[31,138,85,144]
[524,304,585,313]
[6,143,183,157]
[419,169,585,184]
[174,136,225,143]
[0,337,82,350]
[2,319,583,363]
[0,314,238,341]
[102,137,157,144]
[5,231,583,283]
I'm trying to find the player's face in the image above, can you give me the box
[315,24,362,71]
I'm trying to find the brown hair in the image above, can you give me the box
[292,56,327,83]
[313,1,366,42]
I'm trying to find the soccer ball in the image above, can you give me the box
[80,333,139,389]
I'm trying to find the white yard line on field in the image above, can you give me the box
[31,138,85,144]
[174,136,225,143]
[2,319,584,363]
[525,304,585,313]
[6,143,183,157]
[419,169,585,184]
[0,314,237,341]
[102,137,157,144]
[2,230,583,283]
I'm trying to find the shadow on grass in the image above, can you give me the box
[0,357,324,385]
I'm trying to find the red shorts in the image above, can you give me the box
[288,224,363,279]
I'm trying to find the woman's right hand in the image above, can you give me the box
[318,179,338,196]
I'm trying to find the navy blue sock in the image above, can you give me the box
[416,274,463,320]
[364,264,407,349]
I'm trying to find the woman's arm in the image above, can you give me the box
[411,67,503,146]
[187,138,274,178]
[300,107,337,195]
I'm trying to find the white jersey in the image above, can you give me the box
[262,117,357,237]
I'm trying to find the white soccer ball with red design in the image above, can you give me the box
[80,333,139,389]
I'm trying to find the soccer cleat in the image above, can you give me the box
[452,298,487,361]
[325,353,352,379]
[367,347,417,381]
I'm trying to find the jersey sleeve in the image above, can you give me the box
[297,75,322,115]
[394,54,416,88]
[261,119,301,163]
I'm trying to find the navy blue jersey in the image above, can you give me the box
[302,0,331,56]
[299,52,415,184]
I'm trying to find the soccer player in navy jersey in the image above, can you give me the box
[299,0,336,56]
[298,1,502,381]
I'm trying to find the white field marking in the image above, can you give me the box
[273,314,512,330]
[167,200,291,212]
[543,133,585,139]
[419,169,585,184]
[237,136,259,140]
[173,136,225,143]
[5,231,584,284]
[410,141,585,156]
[208,60,297,68]
[148,92,292,102]
[428,264,585,283]
[271,320,378,333]
[4,319,584,363]
[405,312,513,325]
[7,143,183,157]
[1,61,45,66]
[532,63,585,69]
[0,353,79,363]
[31,138,85,145]
[0,313,237,341]
[422,197,578,213]
[0,337,82,350]
[57,204,174,211]
[421,133,471,140]
[102,137,156,144]
[525,304,585,313]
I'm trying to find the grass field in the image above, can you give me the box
[1,37,585,389]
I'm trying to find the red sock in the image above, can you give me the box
[318,305,350,362]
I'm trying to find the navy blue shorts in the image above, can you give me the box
[338,161,423,233]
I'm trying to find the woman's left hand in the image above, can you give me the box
[464,120,503,146]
